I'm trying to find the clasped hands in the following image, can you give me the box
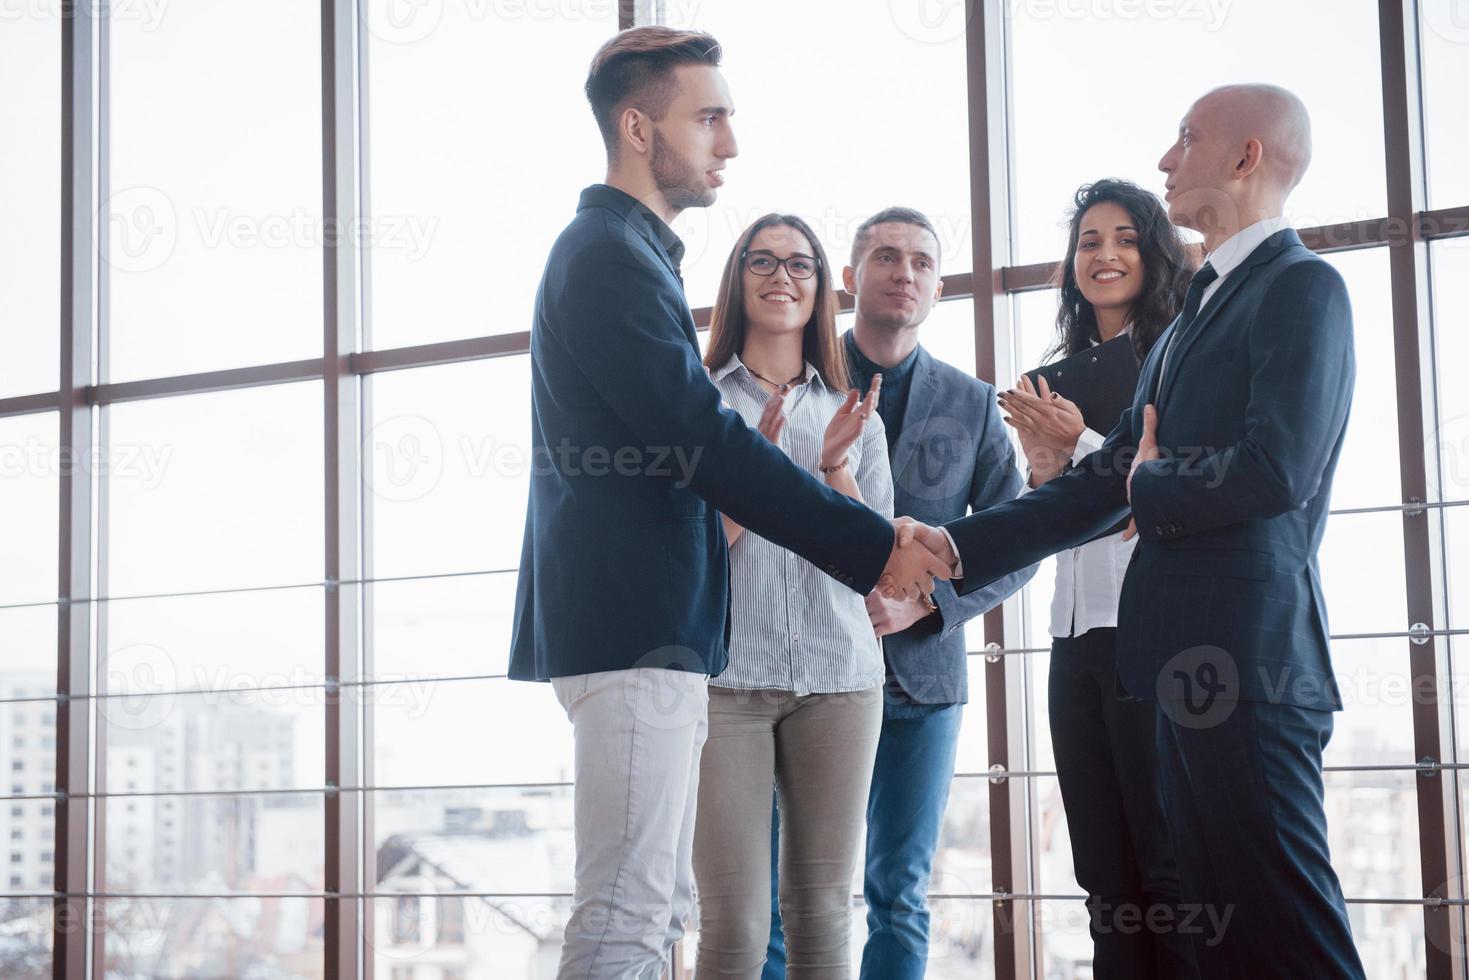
[875,516,959,601]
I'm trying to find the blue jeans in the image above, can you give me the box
[767,703,963,980]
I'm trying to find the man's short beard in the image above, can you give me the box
[651,129,713,210]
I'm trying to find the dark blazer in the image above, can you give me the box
[870,340,1036,704]
[508,186,894,682]
[943,229,1354,710]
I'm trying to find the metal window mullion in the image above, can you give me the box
[1377,1,1460,976]
[323,0,364,975]
[965,2,1030,977]
[55,4,98,979]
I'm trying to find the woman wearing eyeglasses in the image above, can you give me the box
[693,213,889,978]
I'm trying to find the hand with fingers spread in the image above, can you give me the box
[822,373,881,473]
[997,373,1086,484]
[1122,403,1160,540]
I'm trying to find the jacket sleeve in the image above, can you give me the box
[544,232,895,593]
[930,385,1038,631]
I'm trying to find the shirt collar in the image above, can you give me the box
[577,183,687,268]
[1205,215,1291,280]
[1090,321,1133,347]
[711,353,824,391]
[844,330,921,382]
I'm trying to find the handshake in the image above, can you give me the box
[876,517,960,600]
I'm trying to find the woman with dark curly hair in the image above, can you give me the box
[999,178,1197,979]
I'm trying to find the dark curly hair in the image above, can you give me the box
[1046,178,1194,363]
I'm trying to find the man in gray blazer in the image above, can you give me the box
[766,208,1035,979]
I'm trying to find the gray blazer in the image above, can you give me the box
[877,341,1036,704]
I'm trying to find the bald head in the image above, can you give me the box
[1197,84,1313,192]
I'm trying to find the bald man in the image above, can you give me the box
[902,85,1366,978]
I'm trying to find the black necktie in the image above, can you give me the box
[1156,262,1219,400]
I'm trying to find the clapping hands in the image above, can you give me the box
[998,374,1085,485]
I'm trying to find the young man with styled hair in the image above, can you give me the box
[509,29,952,979]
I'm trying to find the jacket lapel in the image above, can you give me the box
[891,347,939,488]
[1156,228,1303,410]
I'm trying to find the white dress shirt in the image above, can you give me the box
[709,354,894,696]
[1156,215,1291,385]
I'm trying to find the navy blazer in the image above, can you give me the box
[508,186,894,682]
[944,229,1354,710]
[871,340,1036,704]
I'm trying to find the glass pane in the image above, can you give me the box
[1326,768,1421,900]
[372,786,572,894]
[1421,6,1469,208]
[371,678,571,789]
[369,894,569,979]
[0,800,56,895]
[1319,510,1408,636]
[106,0,323,381]
[0,897,51,978]
[1032,899,1094,978]
[369,573,516,681]
[104,688,325,794]
[1350,901,1427,979]
[106,382,323,597]
[102,586,324,695]
[1323,638,1417,768]
[365,2,615,349]
[0,413,58,606]
[105,792,323,895]
[101,896,324,979]
[1432,240,1469,506]
[665,0,974,306]
[0,699,57,799]
[1009,0,1386,263]
[368,359,530,580]
[1026,776,1075,898]
[921,898,998,980]
[0,13,60,399]
[955,656,993,777]
[1324,247,1400,511]
[936,777,993,899]
[0,607,57,698]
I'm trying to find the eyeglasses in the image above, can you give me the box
[742,250,820,280]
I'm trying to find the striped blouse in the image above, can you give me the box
[709,354,895,695]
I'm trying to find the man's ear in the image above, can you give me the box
[842,265,857,295]
[1235,137,1264,179]
[933,276,945,303]
[620,107,652,158]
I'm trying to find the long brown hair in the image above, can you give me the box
[703,213,849,390]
